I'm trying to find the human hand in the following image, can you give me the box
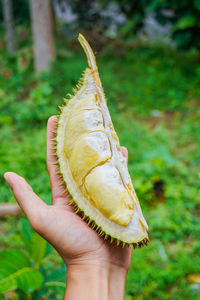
[4,115,133,299]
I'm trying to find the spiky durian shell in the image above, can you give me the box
[54,34,149,247]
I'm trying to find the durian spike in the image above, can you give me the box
[78,33,102,90]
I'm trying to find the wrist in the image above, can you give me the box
[65,263,127,300]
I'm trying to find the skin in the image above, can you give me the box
[4,115,133,300]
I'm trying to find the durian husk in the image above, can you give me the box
[55,34,149,247]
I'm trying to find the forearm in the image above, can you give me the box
[64,264,127,300]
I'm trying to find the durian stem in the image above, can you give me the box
[78,33,102,89]
[78,33,97,71]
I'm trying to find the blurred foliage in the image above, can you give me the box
[53,0,200,51]
[0,0,30,24]
[113,0,151,36]
[63,0,111,31]
[58,0,149,37]
[0,28,200,299]
[1,0,200,50]
[0,218,66,299]
[153,0,200,51]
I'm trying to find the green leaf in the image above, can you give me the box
[44,264,66,293]
[0,268,43,293]
[17,269,43,293]
[31,232,47,267]
[45,264,66,284]
[175,15,196,30]
[20,218,34,254]
[0,249,30,278]
[0,250,43,293]
[45,281,66,288]
[194,0,200,10]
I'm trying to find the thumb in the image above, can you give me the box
[4,172,47,231]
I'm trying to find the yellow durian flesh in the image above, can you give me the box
[70,92,99,111]
[84,163,133,226]
[64,92,132,226]
[66,132,111,186]
[64,94,104,157]
[56,34,149,245]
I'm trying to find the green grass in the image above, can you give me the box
[0,35,200,299]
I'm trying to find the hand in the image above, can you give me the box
[4,116,133,300]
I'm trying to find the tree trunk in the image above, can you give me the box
[0,203,21,217]
[29,0,56,73]
[2,0,16,55]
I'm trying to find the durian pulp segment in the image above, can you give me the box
[56,34,149,244]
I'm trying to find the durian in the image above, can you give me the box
[56,34,149,246]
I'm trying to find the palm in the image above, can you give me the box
[5,116,132,270]
[44,199,131,268]
[45,203,104,259]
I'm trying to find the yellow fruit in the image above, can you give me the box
[56,34,149,246]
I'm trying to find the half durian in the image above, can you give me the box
[56,34,149,246]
